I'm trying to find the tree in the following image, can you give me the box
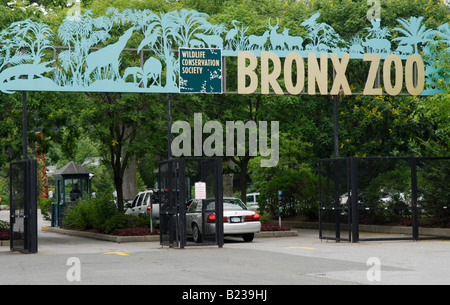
[393,16,436,53]
[78,92,166,212]
[248,133,317,218]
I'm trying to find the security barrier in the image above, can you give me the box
[318,157,450,242]
[158,158,223,248]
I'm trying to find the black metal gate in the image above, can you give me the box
[158,158,223,248]
[318,157,450,242]
[10,159,38,253]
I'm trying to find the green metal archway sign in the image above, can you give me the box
[0,8,448,96]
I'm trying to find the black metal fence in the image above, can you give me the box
[318,157,450,242]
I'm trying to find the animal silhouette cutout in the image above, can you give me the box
[224,20,240,49]
[362,38,391,53]
[395,43,413,55]
[194,33,223,49]
[282,28,304,50]
[268,18,285,50]
[84,27,134,82]
[189,39,205,48]
[123,57,162,87]
[247,31,270,50]
[0,61,54,83]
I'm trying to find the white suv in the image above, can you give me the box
[246,192,260,211]
[125,189,160,220]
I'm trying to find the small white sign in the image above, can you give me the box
[195,182,206,199]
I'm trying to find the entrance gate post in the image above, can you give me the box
[350,157,359,243]
[411,157,419,240]
[10,159,38,253]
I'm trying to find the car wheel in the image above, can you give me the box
[192,224,202,243]
[242,233,254,242]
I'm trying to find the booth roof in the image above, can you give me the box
[53,161,92,176]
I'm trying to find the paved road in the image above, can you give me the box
[1,210,450,287]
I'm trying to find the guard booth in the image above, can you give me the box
[51,161,92,227]
[158,158,223,248]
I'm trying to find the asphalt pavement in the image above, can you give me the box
[1,209,450,287]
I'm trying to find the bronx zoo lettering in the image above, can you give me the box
[238,51,425,96]
[171,113,279,168]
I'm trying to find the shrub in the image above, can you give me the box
[60,192,159,235]
[258,168,318,219]
[0,220,9,240]
[102,213,149,234]
[0,230,9,240]
[0,220,9,231]
[261,223,291,231]
[89,196,118,231]
[61,195,117,231]
[39,198,54,222]
[112,227,159,236]
[260,215,270,224]
[61,201,94,230]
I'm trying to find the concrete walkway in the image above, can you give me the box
[1,209,450,285]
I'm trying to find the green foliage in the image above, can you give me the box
[39,197,54,222]
[0,219,9,231]
[364,164,411,207]
[415,90,450,156]
[249,133,318,219]
[338,94,438,157]
[61,195,117,231]
[61,201,93,230]
[418,159,450,225]
[102,213,151,234]
[258,166,318,219]
[61,193,155,234]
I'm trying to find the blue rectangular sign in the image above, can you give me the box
[179,48,222,94]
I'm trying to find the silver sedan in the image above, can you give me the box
[185,197,261,242]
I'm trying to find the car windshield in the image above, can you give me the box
[204,198,247,211]
[223,198,247,210]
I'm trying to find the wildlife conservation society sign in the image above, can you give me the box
[179,48,222,94]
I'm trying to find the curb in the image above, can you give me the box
[44,227,160,243]
[256,230,298,238]
[275,221,450,238]
[43,226,297,243]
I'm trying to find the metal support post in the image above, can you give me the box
[334,158,340,241]
[351,157,359,243]
[333,96,339,158]
[179,159,186,249]
[167,93,172,160]
[318,161,323,240]
[22,91,27,160]
[411,157,419,240]
[333,95,340,241]
[215,158,224,248]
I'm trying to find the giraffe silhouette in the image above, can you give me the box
[84,27,134,82]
